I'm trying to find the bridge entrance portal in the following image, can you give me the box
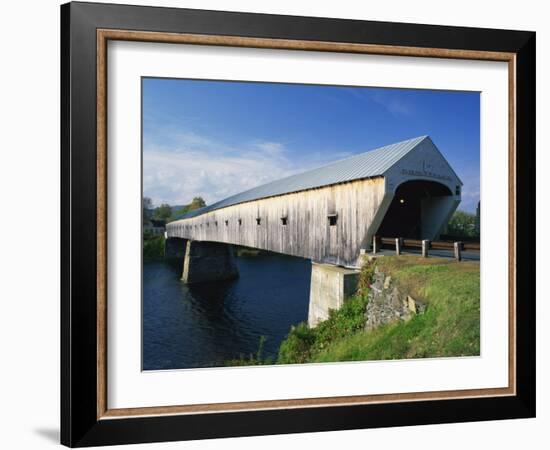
[376,180,453,239]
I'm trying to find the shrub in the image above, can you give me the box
[357,258,375,298]
[277,295,368,364]
[143,234,165,259]
[277,324,316,364]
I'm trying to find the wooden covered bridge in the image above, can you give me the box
[165,135,463,325]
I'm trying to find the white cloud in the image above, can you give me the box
[143,135,310,207]
[144,150,299,206]
[344,87,413,117]
[459,188,480,213]
[369,90,413,116]
[454,167,480,213]
[143,128,480,213]
[254,141,286,159]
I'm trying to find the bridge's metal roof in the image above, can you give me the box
[177,135,428,220]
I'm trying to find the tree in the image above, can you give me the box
[153,203,172,220]
[446,210,478,238]
[142,197,152,225]
[188,196,206,211]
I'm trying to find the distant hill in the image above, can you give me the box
[170,205,186,214]
[169,206,189,221]
[144,205,186,216]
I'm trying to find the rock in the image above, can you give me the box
[364,270,426,332]
[407,296,417,313]
[407,295,426,314]
[415,300,426,314]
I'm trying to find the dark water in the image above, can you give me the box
[143,253,311,370]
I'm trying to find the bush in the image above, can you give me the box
[277,324,317,364]
[446,210,479,238]
[143,234,165,259]
[357,258,375,297]
[277,295,369,364]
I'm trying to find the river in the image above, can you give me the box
[142,252,311,370]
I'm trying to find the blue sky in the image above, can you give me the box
[143,78,480,213]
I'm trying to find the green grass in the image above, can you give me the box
[278,256,480,364]
[278,294,369,364]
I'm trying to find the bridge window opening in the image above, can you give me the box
[281,217,288,226]
[256,217,261,225]
[455,185,461,196]
[225,220,229,226]
[238,219,242,226]
[215,221,218,227]
[328,213,338,226]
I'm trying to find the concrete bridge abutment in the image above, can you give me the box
[308,263,360,327]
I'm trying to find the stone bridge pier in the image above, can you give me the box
[164,237,239,284]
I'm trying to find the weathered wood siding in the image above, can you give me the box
[166,177,386,266]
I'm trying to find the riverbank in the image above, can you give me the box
[143,246,479,369]
[278,256,480,364]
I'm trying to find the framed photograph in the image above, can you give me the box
[61,1,535,447]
